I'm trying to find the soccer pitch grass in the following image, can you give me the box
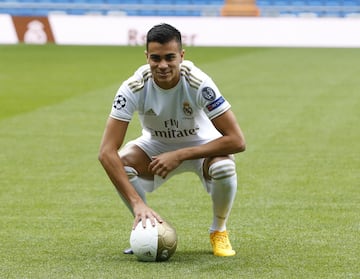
[0,45,359,278]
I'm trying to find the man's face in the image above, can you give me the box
[145,40,184,90]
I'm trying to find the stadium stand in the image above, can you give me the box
[0,0,359,17]
[259,0,360,17]
[221,0,259,16]
[0,0,222,16]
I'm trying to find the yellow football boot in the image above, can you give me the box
[210,230,236,257]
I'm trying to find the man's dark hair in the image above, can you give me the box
[146,23,182,51]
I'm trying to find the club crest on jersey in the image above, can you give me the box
[207,96,225,112]
[183,102,193,116]
[201,87,216,101]
[113,94,126,110]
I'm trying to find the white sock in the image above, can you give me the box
[208,160,237,233]
[118,167,154,215]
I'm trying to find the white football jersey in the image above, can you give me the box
[110,60,231,144]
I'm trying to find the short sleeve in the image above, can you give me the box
[197,79,231,120]
[110,84,137,122]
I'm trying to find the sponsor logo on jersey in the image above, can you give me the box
[148,118,199,139]
[201,87,216,101]
[113,94,127,110]
[149,127,200,139]
[183,102,193,116]
[206,96,225,112]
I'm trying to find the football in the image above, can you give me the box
[130,219,177,262]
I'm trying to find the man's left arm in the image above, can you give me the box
[149,110,246,178]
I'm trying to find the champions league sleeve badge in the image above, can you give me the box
[113,94,127,110]
[201,87,216,101]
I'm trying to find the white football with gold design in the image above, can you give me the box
[130,219,177,262]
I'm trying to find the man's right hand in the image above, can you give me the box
[132,202,163,229]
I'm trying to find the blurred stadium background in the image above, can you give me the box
[1,0,360,18]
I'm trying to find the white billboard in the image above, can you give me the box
[48,15,360,48]
[0,14,18,44]
[2,14,360,47]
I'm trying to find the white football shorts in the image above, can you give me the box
[122,136,213,193]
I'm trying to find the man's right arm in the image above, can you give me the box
[98,118,140,208]
[98,117,161,228]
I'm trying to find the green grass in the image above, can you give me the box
[0,45,359,279]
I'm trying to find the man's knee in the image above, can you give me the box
[124,166,138,181]
[119,145,152,178]
[208,159,236,180]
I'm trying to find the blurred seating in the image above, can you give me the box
[258,0,360,17]
[0,0,222,16]
[1,0,359,17]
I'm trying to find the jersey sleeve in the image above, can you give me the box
[197,78,231,120]
[109,66,147,122]
[110,82,137,122]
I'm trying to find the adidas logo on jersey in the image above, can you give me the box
[145,109,157,116]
